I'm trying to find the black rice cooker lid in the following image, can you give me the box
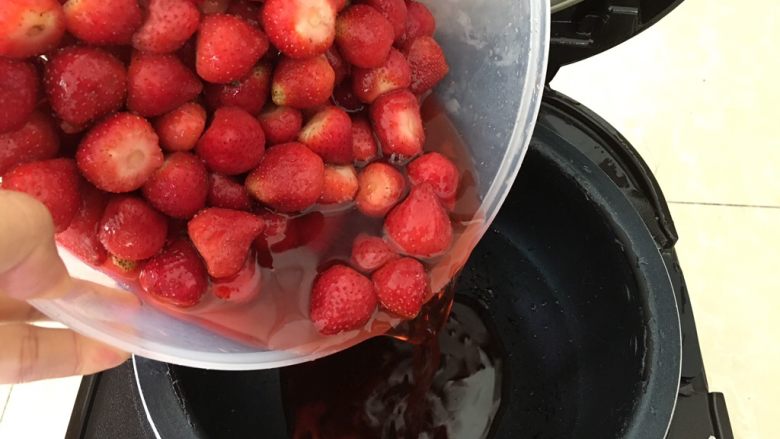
[547,0,685,80]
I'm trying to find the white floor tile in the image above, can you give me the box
[0,376,81,439]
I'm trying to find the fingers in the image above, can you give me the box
[0,190,71,300]
[0,323,129,384]
[0,295,46,322]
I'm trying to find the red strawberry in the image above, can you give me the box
[227,0,261,25]
[331,82,364,113]
[351,233,397,272]
[154,102,207,152]
[55,182,109,265]
[407,152,458,203]
[76,113,164,193]
[63,0,142,45]
[271,55,335,109]
[397,0,435,48]
[207,173,252,211]
[261,0,336,59]
[132,0,201,54]
[212,252,261,302]
[196,14,269,83]
[0,0,65,58]
[99,196,168,261]
[139,239,208,307]
[320,165,358,204]
[0,59,38,134]
[142,152,208,219]
[245,142,324,213]
[187,207,265,278]
[258,105,303,145]
[384,183,452,258]
[298,106,353,164]
[44,47,127,127]
[309,264,377,335]
[335,5,394,69]
[0,111,59,175]
[204,62,272,115]
[351,113,379,163]
[324,46,349,85]
[371,256,427,318]
[128,53,203,117]
[1,158,80,232]
[352,48,411,103]
[197,0,231,15]
[195,106,266,175]
[355,162,405,217]
[369,89,424,160]
[404,36,448,94]
[104,255,141,281]
[362,0,407,42]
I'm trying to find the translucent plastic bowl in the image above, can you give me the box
[30,0,550,370]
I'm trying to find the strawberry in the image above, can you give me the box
[0,0,66,58]
[0,111,59,175]
[245,142,324,213]
[355,162,405,217]
[404,36,449,94]
[331,82,364,112]
[352,48,411,103]
[195,106,266,175]
[324,46,349,85]
[384,183,452,258]
[207,173,252,211]
[350,113,379,163]
[371,256,427,318]
[63,0,143,45]
[99,196,168,261]
[132,0,201,54]
[127,53,203,117]
[196,14,269,83]
[44,47,127,127]
[139,239,208,307]
[271,55,335,109]
[212,251,261,302]
[0,59,38,134]
[320,165,358,204]
[55,181,109,265]
[258,105,303,145]
[407,152,458,203]
[362,0,407,42]
[261,0,337,59]
[56,180,108,265]
[142,152,209,219]
[76,112,164,193]
[369,89,424,160]
[350,233,397,272]
[298,106,353,164]
[226,0,261,25]
[397,0,435,48]
[154,102,207,152]
[1,158,81,232]
[309,264,377,335]
[253,211,294,260]
[104,254,141,281]
[204,62,272,115]
[335,4,394,69]
[187,207,265,278]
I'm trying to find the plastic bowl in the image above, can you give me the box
[30,0,550,370]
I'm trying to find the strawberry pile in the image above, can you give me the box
[0,0,454,336]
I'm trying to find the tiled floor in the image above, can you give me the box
[1,1,778,438]
[553,0,780,438]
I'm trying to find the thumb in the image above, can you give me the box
[0,190,72,300]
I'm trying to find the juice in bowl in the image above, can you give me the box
[4,0,550,369]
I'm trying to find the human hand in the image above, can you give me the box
[0,190,129,384]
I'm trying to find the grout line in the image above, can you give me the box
[668,200,780,209]
[0,385,13,424]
